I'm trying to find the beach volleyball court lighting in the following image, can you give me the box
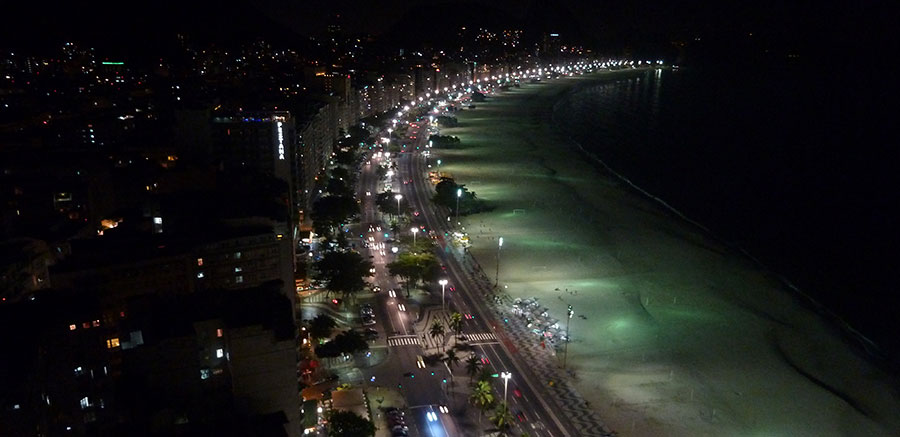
[395,194,403,217]
[439,278,448,310]
[392,246,398,254]
[456,188,462,224]
[411,227,418,245]
[495,237,503,287]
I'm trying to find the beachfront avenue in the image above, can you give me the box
[340,59,641,437]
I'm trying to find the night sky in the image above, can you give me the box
[3,0,881,58]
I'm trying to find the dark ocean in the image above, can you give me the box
[553,62,900,362]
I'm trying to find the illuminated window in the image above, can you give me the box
[234,266,242,272]
[92,320,100,327]
[197,257,203,266]
[153,217,162,225]
[235,275,243,284]
[74,366,84,376]
[106,338,120,349]
[80,396,91,409]
[69,324,77,331]
[82,322,91,329]
[216,328,223,338]
[216,348,224,358]
[200,368,211,380]
[197,272,204,279]
[234,251,241,259]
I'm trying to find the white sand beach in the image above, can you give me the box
[437,74,900,436]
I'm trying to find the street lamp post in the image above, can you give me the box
[394,194,403,219]
[564,305,574,369]
[455,188,462,225]
[411,227,418,246]
[501,372,512,404]
[495,237,503,287]
[439,279,448,311]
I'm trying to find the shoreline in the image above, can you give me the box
[437,72,900,436]
[546,74,894,372]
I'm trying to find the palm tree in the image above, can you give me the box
[443,349,460,384]
[465,354,482,380]
[489,402,515,436]
[470,380,495,425]
[429,320,446,353]
[448,312,463,344]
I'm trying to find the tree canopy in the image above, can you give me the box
[428,134,461,148]
[326,410,375,437]
[311,195,359,237]
[433,177,490,215]
[387,252,440,297]
[316,329,369,358]
[309,314,337,340]
[313,250,373,299]
[375,190,407,217]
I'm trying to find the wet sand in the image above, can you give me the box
[438,73,900,436]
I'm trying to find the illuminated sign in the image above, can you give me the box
[277,121,285,160]
[101,62,124,65]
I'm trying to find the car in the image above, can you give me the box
[480,356,490,365]
[403,371,415,378]
[362,317,376,326]
[514,388,522,398]
[416,355,425,369]
[464,313,473,320]
[369,267,376,273]
[372,286,381,293]
[515,410,527,422]
[391,424,409,432]
[391,430,408,437]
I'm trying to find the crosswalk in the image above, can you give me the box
[388,336,422,347]
[465,332,497,343]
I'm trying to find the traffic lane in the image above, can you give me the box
[476,342,554,437]
[411,405,448,437]
[442,247,568,437]
[401,116,569,432]
[403,153,570,437]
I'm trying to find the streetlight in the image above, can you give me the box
[394,194,403,218]
[456,188,462,224]
[495,237,503,287]
[411,227,418,246]
[439,278,448,310]
[501,371,512,404]
[564,305,574,369]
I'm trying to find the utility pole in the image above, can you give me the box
[495,237,503,287]
[564,305,573,369]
